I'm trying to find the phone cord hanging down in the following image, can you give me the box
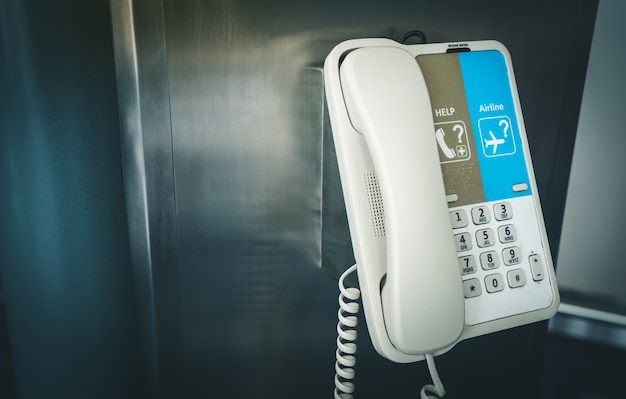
[420,353,446,399]
[334,264,359,399]
[333,264,447,399]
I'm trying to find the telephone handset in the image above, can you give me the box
[324,39,559,364]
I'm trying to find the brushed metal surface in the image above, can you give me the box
[110,0,183,397]
[162,4,328,395]
[109,1,160,397]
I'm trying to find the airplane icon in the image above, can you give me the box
[484,131,505,155]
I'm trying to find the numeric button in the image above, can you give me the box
[498,224,517,243]
[471,206,491,225]
[459,255,477,275]
[454,232,472,252]
[449,209,469,229]
[503,246,521,266]
[485,274,505,293]
[476,228,495,248]
[494,202,513,221]
[480,251,500,270]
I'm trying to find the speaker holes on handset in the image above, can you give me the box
[364,173,386,237]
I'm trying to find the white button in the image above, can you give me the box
[507,269,527,288]
[512,183,528,192]
[459,255,477,275]
[476,228,495,247]
[529,254,545,281]
[463,278,482,298]
[502,246,521,266]
[498,224,517,243]
[494,202,513,221]
[484,274,505,293]
[454,232,472,252]
[449,209,469,229]
[471,206,491,225]
[480,251,500,270]
[446,194,459,203]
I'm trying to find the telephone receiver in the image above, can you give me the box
[324,39,559,363]
[336,44,465,356]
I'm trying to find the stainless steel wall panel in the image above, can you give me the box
[110,0,183,396]
[162,4,329,394]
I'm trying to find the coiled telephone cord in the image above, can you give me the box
[333,264,446,399]
[334,264,360,399]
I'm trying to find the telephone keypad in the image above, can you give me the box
[452,198,547,307]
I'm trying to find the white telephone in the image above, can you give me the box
[324,38,560,369]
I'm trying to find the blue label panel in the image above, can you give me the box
[458,51,530,202]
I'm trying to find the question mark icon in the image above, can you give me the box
[453,124,464,143]
[499,119,510,138]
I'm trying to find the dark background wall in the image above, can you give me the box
[0,1,138,398]
[0,0,598,398]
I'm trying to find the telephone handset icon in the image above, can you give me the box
[436,127,456,159]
